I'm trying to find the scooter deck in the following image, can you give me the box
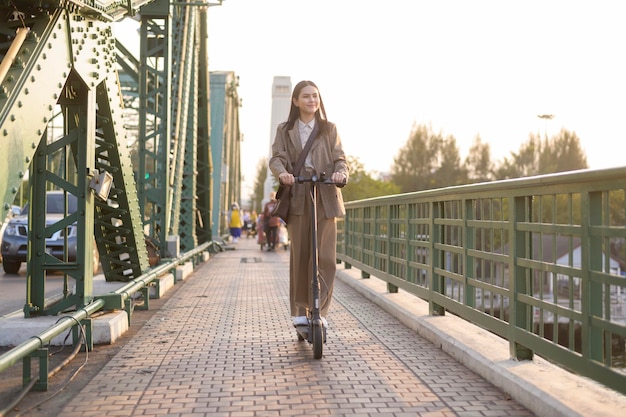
[295,324,308,339]
[295,323,326,344]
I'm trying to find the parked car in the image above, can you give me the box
[0,205,21,264]
[1,191,99,274]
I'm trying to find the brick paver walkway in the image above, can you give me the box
[59,237,533,417]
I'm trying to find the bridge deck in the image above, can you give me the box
[14,237,626,416]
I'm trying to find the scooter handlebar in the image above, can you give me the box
[295,174,346,188]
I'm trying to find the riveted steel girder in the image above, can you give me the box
[168,5,195,239]
[137,1,172,258]
[179,30,198,253]
[0,7,150,316]
[195,7,213,245]
[94,75,150,282]
[136,0,210,256]
[169,4,201,252]
[27,71,98,316]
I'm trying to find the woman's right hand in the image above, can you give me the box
[279,172,294,185]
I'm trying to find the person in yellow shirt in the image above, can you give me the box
[228,202,244,243]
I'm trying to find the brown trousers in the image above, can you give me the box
[287,183,337,318]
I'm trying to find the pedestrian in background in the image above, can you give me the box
[242,210,252,237]
[249,210,258,237]
[263,192,281,250]
[228,202,243,243]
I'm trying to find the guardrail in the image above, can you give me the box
[0,241,212,393]
[336,166,626,394]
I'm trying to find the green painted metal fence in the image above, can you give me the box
[337,166,626,394]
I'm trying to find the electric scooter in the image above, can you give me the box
[293,173,345,359]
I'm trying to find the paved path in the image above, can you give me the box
[55,237,532,417]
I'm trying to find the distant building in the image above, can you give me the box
[263,76,292,204]
[210,71,242,238]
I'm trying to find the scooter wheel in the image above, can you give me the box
[312,325,323,359]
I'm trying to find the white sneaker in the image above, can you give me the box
[292,316,308,327]
[321,317,328,329]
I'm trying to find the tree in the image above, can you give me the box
[491,136,539,180]
[390,124,466,192]
[464,135,494,183]
[250,158,268,213]
[538,129,588,174]
[390,124,442,192]
[341,156,400,202]
[493,129,587,179]
[433,135,467,188]
[514,134,541,178]
[492,156,519,180]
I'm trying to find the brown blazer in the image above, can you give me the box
[269,121,349,219]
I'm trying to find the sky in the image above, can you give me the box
[205,0,626,198]
[118,1,626,199]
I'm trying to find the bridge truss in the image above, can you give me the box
[0,0,235,316]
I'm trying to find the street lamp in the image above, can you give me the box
[537,114,554,137]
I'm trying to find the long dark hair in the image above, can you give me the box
[283,80,328,133]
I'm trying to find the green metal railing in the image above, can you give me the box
[337,166,626,394]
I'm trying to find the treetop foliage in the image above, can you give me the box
[390,124,588,192]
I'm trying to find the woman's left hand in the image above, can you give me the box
[330,172,347,184]
[279,172,294,185]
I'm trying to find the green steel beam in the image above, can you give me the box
[195,6,213,245]
[0,0,230,315]
[115,39,141,110]
[137,0,172,258]
[26,71,98,316]
[179,21,199,253]
[0,6,155,318]
[168,5,195,239]
[94,76,150,282]
[0,10,101,316]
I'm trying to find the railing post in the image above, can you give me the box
[584,191,604,363]
[510,196,533,360]
[430,201,445,316]
[23,348,48,391]
[464,199,475,308]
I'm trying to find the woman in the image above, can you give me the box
[269,80,349,328]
